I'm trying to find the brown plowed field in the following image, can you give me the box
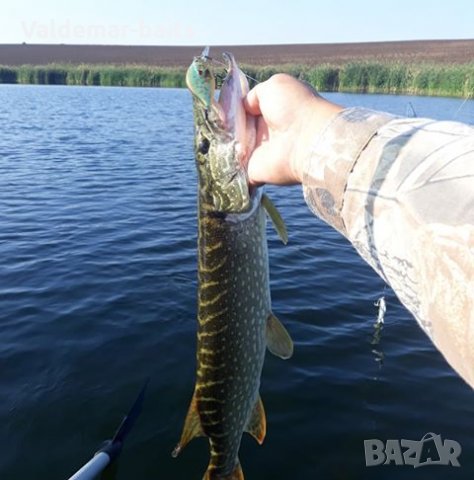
[1,39,474,66]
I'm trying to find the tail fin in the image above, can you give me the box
[203,462,244,480]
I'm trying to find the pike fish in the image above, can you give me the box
[172,49,293,480]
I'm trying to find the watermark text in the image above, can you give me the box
[364,433,461,468]
[21,19,196,42]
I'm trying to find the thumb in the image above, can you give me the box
[243,85,262,116]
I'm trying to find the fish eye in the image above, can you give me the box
[198,138,210,155]
[198,69,203,75]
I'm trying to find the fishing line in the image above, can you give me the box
[452,93,472,121]
[207,56,260,86]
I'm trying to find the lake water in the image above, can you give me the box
[1,85,473,480]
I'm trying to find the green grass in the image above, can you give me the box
[0,62,473,97]
[0,64,187,88]
[244,62,474,98]
[332,62,474,97]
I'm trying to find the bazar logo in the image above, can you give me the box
[364,433,461,467]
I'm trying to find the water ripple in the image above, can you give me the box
[1,85,473,479]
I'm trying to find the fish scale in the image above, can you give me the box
[173,50,293,480]
[196,203,268,476]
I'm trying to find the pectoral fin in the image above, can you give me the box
[261,194,288,245]
[266,313,294,359]
[172,391,204,457]
[245,394,266,444]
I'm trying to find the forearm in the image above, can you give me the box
[303,107,474,387]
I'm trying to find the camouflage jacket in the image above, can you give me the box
[302,107,474,387]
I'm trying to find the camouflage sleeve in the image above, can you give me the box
[302,107,474,387]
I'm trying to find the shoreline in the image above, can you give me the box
[1,61,473,98]
[1,40,473,97]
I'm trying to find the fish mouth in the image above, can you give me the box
[224,187,262,223]
[189,48,253,214]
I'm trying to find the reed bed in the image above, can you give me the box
[0,64,187,88]
[0,62,473,97]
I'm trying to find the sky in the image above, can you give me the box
[1,0,473,46]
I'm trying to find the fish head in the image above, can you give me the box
[187,49,253,214]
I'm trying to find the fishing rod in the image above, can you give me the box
[67,379,149,480]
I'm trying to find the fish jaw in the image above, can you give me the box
[218,52,255,171]
[218,53,246,136]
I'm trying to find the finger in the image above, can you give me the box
[247,143,271,187]
[243,83,262,116]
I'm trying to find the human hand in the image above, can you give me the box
[244,74,343,187]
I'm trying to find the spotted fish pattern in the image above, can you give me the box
[173,51,293,479]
